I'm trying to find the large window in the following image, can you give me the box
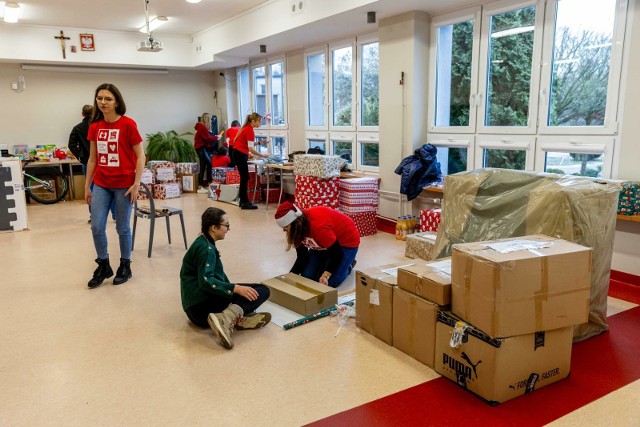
[305,35,380,170]
[428,0,627,178]
[237,67,251,120]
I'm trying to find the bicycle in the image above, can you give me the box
[23,166,69,204]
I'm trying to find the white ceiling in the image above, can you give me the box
[2,0,477,67]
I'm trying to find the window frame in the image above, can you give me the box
[304,45,329,131]
[356,33,380,132]
[476,0,545,135]
[427,135,476,173]
[535,135,615,178]
[475,134,536,170]
[330,131,356,166]
[356,131,380,172]
[329,38,357,132]
[536,0,627,136]
[305,131,328,153]
[428,7,482,134]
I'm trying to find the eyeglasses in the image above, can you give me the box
[96,96,115,103]
[220,223,230,230]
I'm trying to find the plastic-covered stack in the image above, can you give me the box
[431,168,621,342]
[294,154,340,209]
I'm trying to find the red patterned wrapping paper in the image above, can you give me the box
[419,208,441,232]
[343,210,377,236]
[153,183,181,200]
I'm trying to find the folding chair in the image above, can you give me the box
[132,183,188,257]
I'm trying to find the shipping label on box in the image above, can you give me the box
[355,262,416,345]
[451,235,592,338]
[397,258,452,306]
[434,310,573,405]
[262,273,337,316]
[392,288,438,368]
[155,167,176,183]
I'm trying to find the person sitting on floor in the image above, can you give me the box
[211,145,231,168]
[274,201,359,288]
[180,207,271,350]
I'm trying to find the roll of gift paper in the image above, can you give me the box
[283,300,355,330]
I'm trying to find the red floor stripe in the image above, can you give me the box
[307,306,640,426]
[609,279,640,305]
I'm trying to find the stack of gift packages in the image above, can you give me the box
[142,161,184,200]
[338,176,379,236]
[293,154,340,209]
[175,162,199,194]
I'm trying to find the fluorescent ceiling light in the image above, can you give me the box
[21,64,169,75]
[140,16,168,33]
[491,26,535,39]
[4,2,20,23]
[186,0,202,3]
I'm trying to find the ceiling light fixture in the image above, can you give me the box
[139,16,168,33]
[185,0,202,3]
[4,2,20,23]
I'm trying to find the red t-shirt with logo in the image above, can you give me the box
[302,206,360,250]
[232,126,254,155]
[88,116,143,189]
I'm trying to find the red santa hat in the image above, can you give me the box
[275,201,302,228]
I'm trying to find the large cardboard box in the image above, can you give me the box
[392,288,439,368]
[397,258,452,306]
[434,311,573,404]
[355,262,416,345]
[451,235,591,338]
[262,273,337,316]
[405,231,437,260]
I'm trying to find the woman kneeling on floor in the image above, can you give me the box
[180,207,271,349]
[275,201,360,288]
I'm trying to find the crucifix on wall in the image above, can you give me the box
[54,30,71,59]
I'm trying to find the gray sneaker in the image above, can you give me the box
[237,312,272,330]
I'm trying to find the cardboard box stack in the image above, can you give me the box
[225,169,260,202]
[262,273,337,316]
[432,235,592,404]
[293,154,340,210]
[339,176,379,237]
[212,167,234,184]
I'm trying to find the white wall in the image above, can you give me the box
[0,63,217,149]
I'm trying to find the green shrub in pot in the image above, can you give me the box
[145,131,197,163]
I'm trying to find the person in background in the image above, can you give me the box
[224,119,241,168]
[180,207,271,350]
[274,201,360,288]
[232,113,268,210]
[68,104,115,223]
[68,104,93,169]
[211,145,231,168]
[85,83,145,288]
[194,112,221,193]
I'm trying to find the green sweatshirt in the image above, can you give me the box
[180,234,235,311]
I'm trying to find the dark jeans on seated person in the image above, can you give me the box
[185,283,271,328]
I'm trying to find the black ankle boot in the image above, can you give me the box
[88,258,113,288]
[113,258,132,285]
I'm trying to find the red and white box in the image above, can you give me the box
[262,187,282,204]
[153,183,181,200]
[344,211,377,237]
[338,199,378,213]
[140,168,155,185]
[420,208,441,232]
[294,175,340,196]
[295,194,339,210]
[226,170,257,188]
[137,183,154,200]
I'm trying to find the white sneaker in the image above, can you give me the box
[197,187,208,194]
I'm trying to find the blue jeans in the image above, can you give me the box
[302,246,359,288]
[82,164,115,218]
[90,185,134,260]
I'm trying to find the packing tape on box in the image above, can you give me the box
[286,279,325,299]
[535,257,550,331]
[409,297,416,355]
[464,257,473,320]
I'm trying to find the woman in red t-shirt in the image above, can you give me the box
[274,201,360,287]
[224,119,241,168]
[232,113,268,210]
[84,83,145,289]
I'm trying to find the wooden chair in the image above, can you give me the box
[132,183,188,257]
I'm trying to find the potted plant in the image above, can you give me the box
[145,130,197,163]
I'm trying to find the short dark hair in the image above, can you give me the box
[216,146,228,156]
[201,207,226,243]
[82,104,93,117]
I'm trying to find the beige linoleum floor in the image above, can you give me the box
[0,194,637,426]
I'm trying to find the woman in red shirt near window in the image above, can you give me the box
[232,113,268,210]
[225,119,241,168]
